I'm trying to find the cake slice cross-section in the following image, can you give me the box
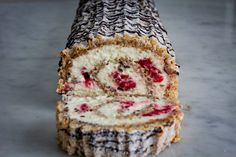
[56,0,183,156]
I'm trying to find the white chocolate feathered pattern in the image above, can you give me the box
[66,0,175,57]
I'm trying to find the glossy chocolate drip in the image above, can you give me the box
[66,0,175,57]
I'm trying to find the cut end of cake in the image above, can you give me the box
[56,40,182,156]
[56,100,183,157]
[57,45,178,100]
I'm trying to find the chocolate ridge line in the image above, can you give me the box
[76,126,163,137]
[59,126,165,143]
[87,142,153,154]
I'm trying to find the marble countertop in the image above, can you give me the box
[0,0,235,157]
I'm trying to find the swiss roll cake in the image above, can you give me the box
[56,0,183,156]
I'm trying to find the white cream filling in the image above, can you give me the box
[65,96,173,126]
[97,61,147,95]
[69,45,168,97]
[63,45,172,126]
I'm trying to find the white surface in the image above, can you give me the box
[0,0,236,157]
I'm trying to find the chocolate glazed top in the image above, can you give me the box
[66,0,175,57]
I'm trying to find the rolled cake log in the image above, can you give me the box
[56,0,183,157]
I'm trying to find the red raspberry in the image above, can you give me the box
[166,84,171,90]
[111,71,136,91]
[137,58,164,83]
[75,103,90,112]
[120,101,135,109]
[81,67,93,87]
